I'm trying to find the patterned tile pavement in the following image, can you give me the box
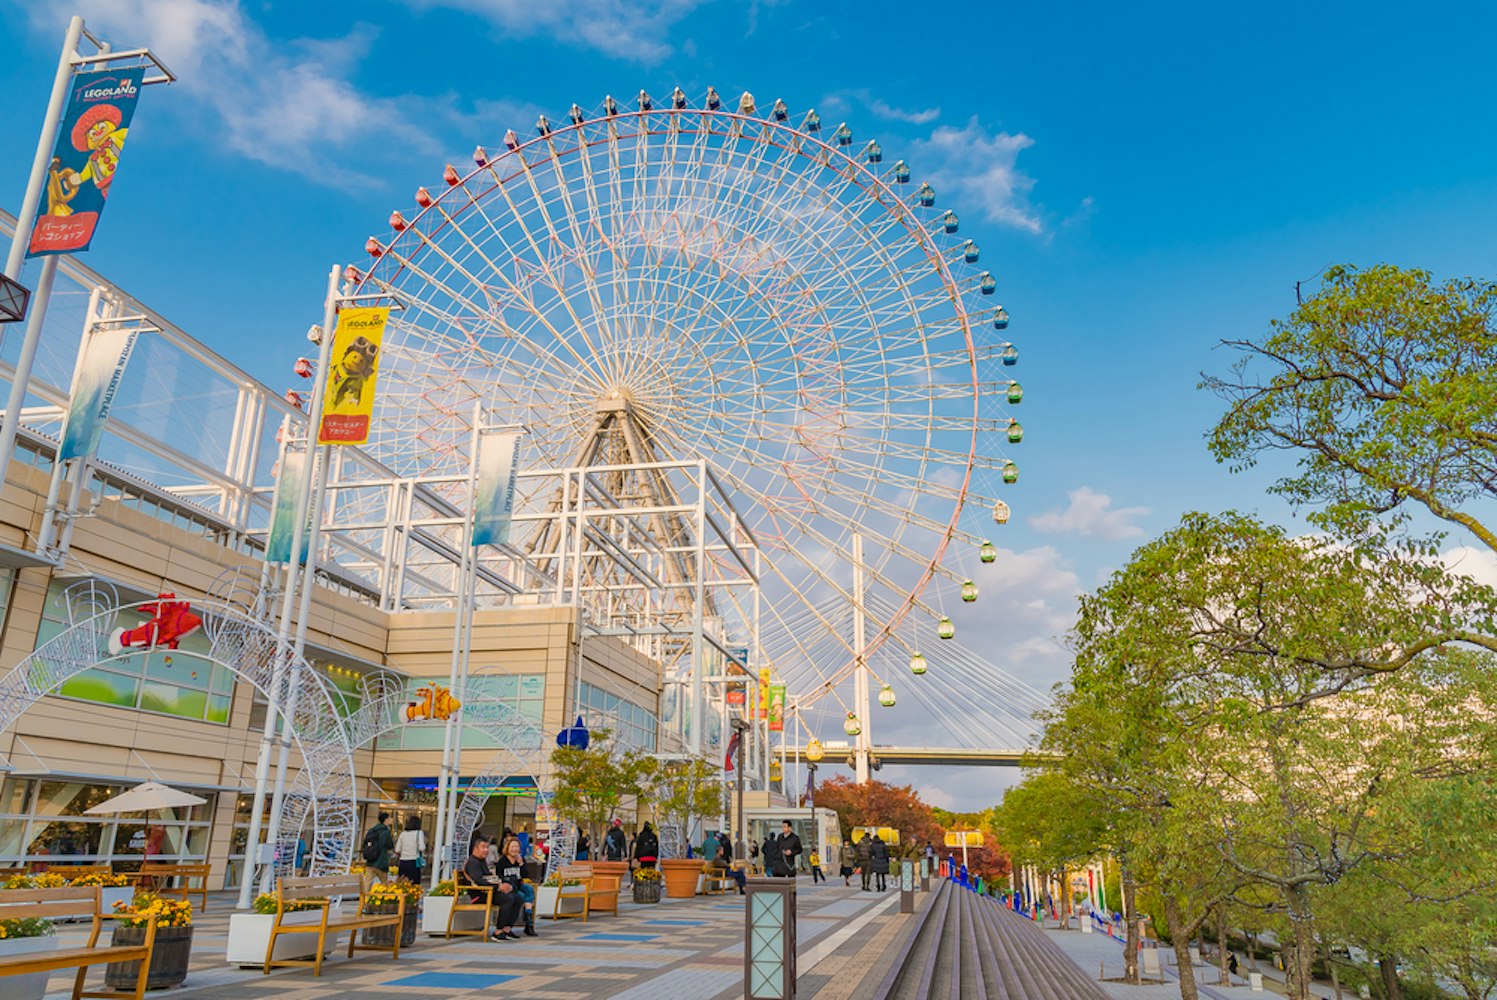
[37,877,908,1000]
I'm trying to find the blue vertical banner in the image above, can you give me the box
[57,326,137,463]
[28,67,146,258]
[265,449,309,564]
[470,432,519,547]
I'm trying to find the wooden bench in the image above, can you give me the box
[263,875,405,976]
[51,865,114,881]
[703,865,737,895]
[561,863,620,918]
[130,863,210,912]
[447,872,494,939]
[0,885,159,1000]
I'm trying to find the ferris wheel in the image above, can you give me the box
[349,87,1024,742]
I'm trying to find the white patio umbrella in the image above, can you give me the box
[84,781,207,815]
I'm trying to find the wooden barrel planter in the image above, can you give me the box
[360,903,418,948]
[631,880,662,904]
[105,924,192,990]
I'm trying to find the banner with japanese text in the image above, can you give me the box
[471,432,520,546]
[758,667,771,720]
[317,306,389,445]
[57,326,137,462]
[29,67,145,258]
[767,684,786,732]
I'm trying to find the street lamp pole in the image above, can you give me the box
[731,715,748,862]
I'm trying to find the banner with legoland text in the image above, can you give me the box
[318,306,389,445]
[29,67,145,258]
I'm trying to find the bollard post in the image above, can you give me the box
[921,857,930,893]
[745,877,796,1000]
[900,861,915,914]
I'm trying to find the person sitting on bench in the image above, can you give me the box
[465,837,524,941]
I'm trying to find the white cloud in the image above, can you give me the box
[1031,487,1150,541]
[407,0,708,63]
[909,117,1043,233]
[24,0,435,186]
[821,89,940,126]
[1439,545,1497,591]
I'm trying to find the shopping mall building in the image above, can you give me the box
[0,215,760,889]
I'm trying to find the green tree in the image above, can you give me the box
[1203,263,1497,555]
[1056,511,1497,999]
[548,729,651,849]
[646,756,722,858]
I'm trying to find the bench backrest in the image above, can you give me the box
[279,875,363,903]
[0,885,101,919]
[50,865,113,880]
[157,863,210,880]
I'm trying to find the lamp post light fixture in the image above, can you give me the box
[730,715,749,863]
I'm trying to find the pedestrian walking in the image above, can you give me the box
[605,819,627,861]
[838,838,856,886]
[870,834,890,891]
[576,832,590,861]
[809,849,825,883]
[777,820,802,877]
[359,811,395,892]
[394,814,427,883]
[634,822,659,869]
[855,833,873,891]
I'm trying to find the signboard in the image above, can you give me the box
[726,686,746,706]
[28,67,145,257]
[58,324,137,463]
[317,306,389,445]
[758,667,770,719]
[471,431,520,546]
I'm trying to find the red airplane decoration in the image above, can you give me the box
[108,593,203,654]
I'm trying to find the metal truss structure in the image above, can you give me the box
[0,581,356,876]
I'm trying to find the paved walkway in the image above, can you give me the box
[1040,919,1340,999]
[40,879,903,1000]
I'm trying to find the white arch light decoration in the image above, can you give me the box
[0,582,357,877]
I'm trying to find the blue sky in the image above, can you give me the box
[3,1,1496,809]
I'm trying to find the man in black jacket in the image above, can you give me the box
[855,833,873,891]
[463,837,523,941]
[776,820,802,877]
[604,819,627,861]
[870,834,891,891]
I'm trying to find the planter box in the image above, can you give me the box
[106,924,192,991]
[659,859,704,899]
[226,911,333,967]
[535,885,586,919]
[0,935,58,1000]
[361,904,417,949]
[421,895,487,936]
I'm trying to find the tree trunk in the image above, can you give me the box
[1122,867,1141,985]
[1248,931,1260,972]
[1216,906,1231,985]
[1320,938,1342,1000]
[1284,882,1317,1000]
[1378,956,1403,1000]
[1162,895,1200,1000]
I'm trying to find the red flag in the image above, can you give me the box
[724,730,741,771]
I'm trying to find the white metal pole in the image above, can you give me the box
[253,265,339,895]
[690,464,706,755]
[0,16,84,483]
[432,400,481,887]
[852,534,870,784]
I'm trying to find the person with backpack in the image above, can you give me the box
[360,811,396,891]
[633,822,659,869]
[604,819,627,861]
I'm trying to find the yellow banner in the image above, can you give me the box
[317,306,389,445]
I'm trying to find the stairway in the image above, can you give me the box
[872,881,1111,1000]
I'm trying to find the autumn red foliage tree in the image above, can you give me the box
[814,776,944,857]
